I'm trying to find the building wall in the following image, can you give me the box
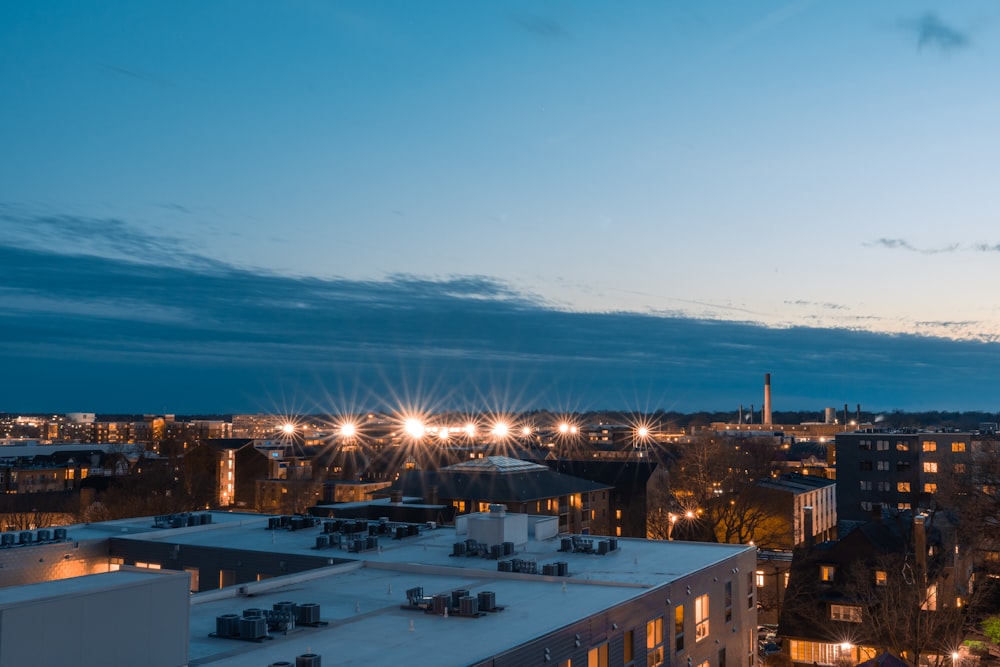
[489,547,758,667]
[0,569,190,667]
[0,537,111,588]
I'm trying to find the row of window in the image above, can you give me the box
[856,440,966,452]
[858,461,965,473]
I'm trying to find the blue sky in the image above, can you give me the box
[2,1,999,413]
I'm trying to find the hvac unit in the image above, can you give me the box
[19,531,32,545]
[542,563,556,576]
[490,544,502,559]
[239,616,267,640]
[268,662,294,667]
[36,529,51,542]
[330,533,342,547]
[53,527,67,540]
[215,614,240,637]
[502,541,514,555]
[296,654,322,667]
[608,537,618,551]
[187,514,199,527]
[451,589,469,607]
[243,608,265,618]
[289,516,305,531]
[315,535,329,549]
[452,542,467,556]
[459,596,478,616]
[295,603,321,625]
[365,536,377,550]
[555,561,568,577]
[432,594,449,615]
[201,513,212,524]
[560,537,574,552]
[273,601,296,614]
[497,560,512,572]
[1,533,14,547]
[598,540,609,555]
[267,517,280,530]
[406,586,424,601]
[477,591,496,611]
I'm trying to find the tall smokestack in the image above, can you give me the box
[739,404,743,424]
[764,373,772,425]
[844,404,849,426]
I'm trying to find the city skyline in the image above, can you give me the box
[3,1,1000,412]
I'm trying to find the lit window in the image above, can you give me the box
[875,570,887,586]
[897,482,910,492]
[674,605,684,652]
[616,509,622,520]
[876,440,889,451]
[923,441,937,452]
[588,642,609,667]
[820,565,836,582]
[923,462,938,473]
[924,483,938,493]
[755,571,765,587]
[896,441,910,451]
[952,442,966,453]
[624,630,634,663]
[897,503,911,510]
[616,526,622,537]
[830,604,862,622]
[695,594,709,641]
[648,615,665,665]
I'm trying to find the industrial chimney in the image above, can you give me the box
[763,373,772,425]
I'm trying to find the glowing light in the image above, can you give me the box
[521,426,532,436]
[438,428,449,441]
[281,423,295,434]
[840,643,853,651]
[464,423,476,437]
[492,422,509,438]
[569,426,578,434]
[559,423,569,434]
[637,426,649,438]
[339,423,356,438]
[685,510,695,519]
[404,419,425,439]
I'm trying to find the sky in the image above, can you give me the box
[2,1,1000,414]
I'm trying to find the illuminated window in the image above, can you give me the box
[898,502,911,510]
[616,526,622,537]
[876,440,889,451]
[830,604,862,622]
[876,460,889,471]
[923,462,938,473]
[923,441,937,452]
[588,643,609,667]
[624,629,634,663]
[695,594,709,641]
[896,441,910,451]
[952,442,966,453]
[755,571,765,587]
[616,509,622,520]
[648,615,664,665]
[875,570,887,586]
[820,565,836,582]
[674,606,684,652]
[897,482,910,492]
[924,483,938,493]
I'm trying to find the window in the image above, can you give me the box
[876,440,889,451]
[896,441,910,451]
[897,482,911,492]
[747,571,754,609]
[877,481,891,492]
[695,594,710,641]
[589,643,609,667]
[954,463,966,474]
[952,442,966,453]
[820,565,836,582]
[860,461,873,471]
[648,616,665,666]
[923,462,938,473]
[875,570,887,586]
[923,441,937,452]
[861,501,873,511]
[924,483,938,493]
[859,439,872,451]
[830,604,862,622]
[876,460,889,471]
[674,605,684,652]
[897,502,911,510]
[624,630,634,664]
[860,480,872,491]
[755,571,765,587]
[725,581,733,623]
[897,461,911,472]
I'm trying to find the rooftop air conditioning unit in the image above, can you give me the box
[296,654,322,667]
[239,616,267,640]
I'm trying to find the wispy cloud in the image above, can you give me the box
[511,15,569,39]
[866,238,960,254]
[974,243,1000,253]
[902,13,970,52]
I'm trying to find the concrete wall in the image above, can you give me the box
[0,537,110,588]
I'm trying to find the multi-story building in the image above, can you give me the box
[835,431,972,523]
[0,509,758,667]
